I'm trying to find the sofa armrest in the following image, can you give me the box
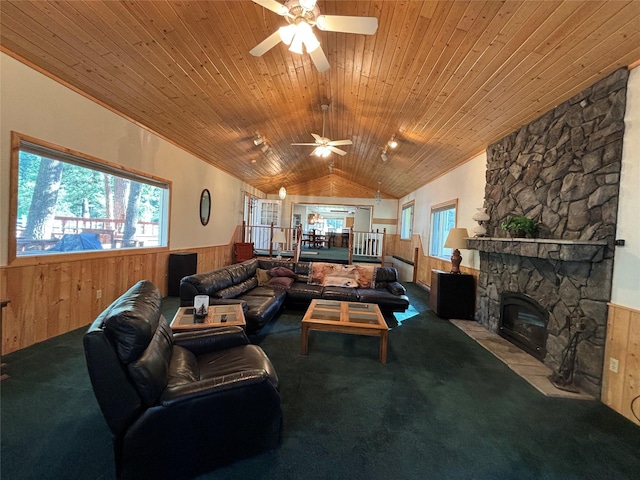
[173,326,249,355]
[160,369,272,406]
[386,281,407,296]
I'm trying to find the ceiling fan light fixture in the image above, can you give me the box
[299,0,317,11]
[314,145,330,157]
[278,24,296,45]
[303,31,320,53]
[288,22,318,54]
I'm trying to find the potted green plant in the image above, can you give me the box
[500,214,539,238]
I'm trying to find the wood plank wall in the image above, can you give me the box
[602,303,640,426]
[0,243,233,354]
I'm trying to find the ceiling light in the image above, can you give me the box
[388,134,398,149]
[314,146,331,157]
[328,162,334,174]
[279,187,287,200]
[253,134,263,146]
[279,24,296,46]
[299,0,317,11]
[288,22,320,54]
[381,152,388,162]
[375,182,382,204]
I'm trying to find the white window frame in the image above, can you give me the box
[429,199,458,259]
[400,202,414,240]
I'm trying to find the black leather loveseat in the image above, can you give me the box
[180,258,410,333]
[84,280,282,480]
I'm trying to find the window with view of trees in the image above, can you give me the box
[13,136,169,257]
[429,200,457,259]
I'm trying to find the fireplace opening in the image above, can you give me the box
[499,292,549,361]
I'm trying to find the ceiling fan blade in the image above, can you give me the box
[316,15,378,35]
[291,143,320,146]
[252,0,289,16]
[309,46,330,72]
[311,133,325,143]
[249,31,283,56]
[327,139,352,146]
[328,146,348,156]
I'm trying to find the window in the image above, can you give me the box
[325,218,344,231]
[12,134,169,258]
[430,200,458,259]
[400,203,414,240]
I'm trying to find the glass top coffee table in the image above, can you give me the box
[170,303,245,331]
[301,299,389,363]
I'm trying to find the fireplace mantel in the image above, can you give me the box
[466,237,607,263]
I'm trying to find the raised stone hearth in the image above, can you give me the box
[470,69,628,396]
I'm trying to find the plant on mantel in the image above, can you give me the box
[500,214,540,238]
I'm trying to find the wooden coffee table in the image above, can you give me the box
[301,299,389,363]
[170,303,246,331]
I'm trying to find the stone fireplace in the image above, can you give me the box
[467,68,628,396]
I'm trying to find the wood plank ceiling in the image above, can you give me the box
[1,1,639,199]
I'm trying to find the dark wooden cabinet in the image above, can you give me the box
[429,269,475,319]
[168,252,197,297]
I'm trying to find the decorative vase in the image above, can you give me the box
[471,207,490,237]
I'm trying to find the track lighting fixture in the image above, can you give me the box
[328,162,334,174]
[381,145,388,162]
[253,133,264,146]
[387,134,398,149]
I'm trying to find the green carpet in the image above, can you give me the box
[1,284,639,479]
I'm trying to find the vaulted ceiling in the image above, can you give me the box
[1,1,639,200]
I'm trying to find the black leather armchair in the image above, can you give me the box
[84,280,282,480]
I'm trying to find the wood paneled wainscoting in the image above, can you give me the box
[602,303,640,426]
[0,244,233,354]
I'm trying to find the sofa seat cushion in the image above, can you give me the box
[287,282,324,301]
[322,286,360,302]
[357,288,410,310]
[196,344,279,389]
[243,286,286,299]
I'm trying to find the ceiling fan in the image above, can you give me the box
[291,104,352,157]
[249,0,378,72]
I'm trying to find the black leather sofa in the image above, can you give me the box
[180,258,410,333]
[83,280,282,480]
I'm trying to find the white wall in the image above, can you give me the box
[398,152,487,270]
[0,53,261,265]
[611,67,640,310]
